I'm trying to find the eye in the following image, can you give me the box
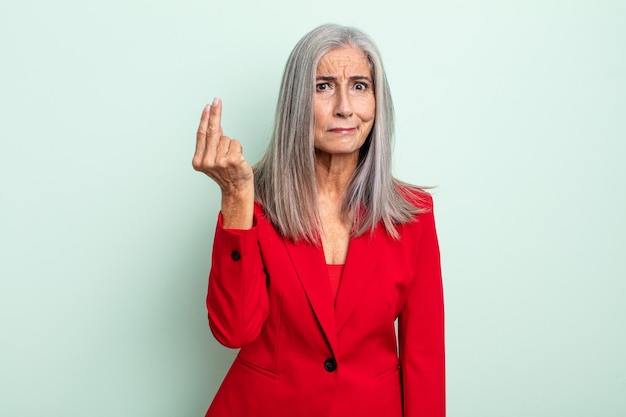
[316,82,331,91]
[354,81,369,91]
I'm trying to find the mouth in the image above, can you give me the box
[328,127,356,134]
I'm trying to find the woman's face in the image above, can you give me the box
[313,46,375,159]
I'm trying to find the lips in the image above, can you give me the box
[328,127,356,134]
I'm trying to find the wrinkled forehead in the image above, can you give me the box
[316,46,373,77]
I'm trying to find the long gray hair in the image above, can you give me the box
[254,23,424,243]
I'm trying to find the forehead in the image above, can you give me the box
[316,46,371,75]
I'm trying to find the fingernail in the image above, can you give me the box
[212,97,219,106]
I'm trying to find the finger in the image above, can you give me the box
[214,135,232,163]
[203,98,224,163]
[223,140,249,171]
[206,97,223,145]
[193,104,211,170]
[225,139,243,158]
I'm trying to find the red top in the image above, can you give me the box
[327,264,344,300]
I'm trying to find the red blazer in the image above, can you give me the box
[205,191,445,417]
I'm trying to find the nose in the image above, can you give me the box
[334,87,353,118]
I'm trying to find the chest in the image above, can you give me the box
[319,222,351,264]
[317,198,352,264]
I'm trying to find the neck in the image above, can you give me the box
[315,150,358,199]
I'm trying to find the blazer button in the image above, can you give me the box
[230,250,241,261]
[324,358,337,372]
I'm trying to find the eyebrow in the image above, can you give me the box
[316,75,373,82]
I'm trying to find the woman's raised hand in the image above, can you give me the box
[193,98,254,193]
[193,98,254,229]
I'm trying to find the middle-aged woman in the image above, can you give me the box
[193,24,445,417]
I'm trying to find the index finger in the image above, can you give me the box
[194,103,211,161]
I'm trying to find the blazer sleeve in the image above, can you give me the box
[398,195,446,417]
[206,212,269,348]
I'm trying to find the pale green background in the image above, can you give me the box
[1,0,624,416]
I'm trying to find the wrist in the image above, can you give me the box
[221,186,254,230]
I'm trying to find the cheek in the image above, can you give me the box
[313,102,328,129]
[358,96,376,122]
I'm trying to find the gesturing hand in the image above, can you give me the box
[193,98,254,194]
[193,98,254,229]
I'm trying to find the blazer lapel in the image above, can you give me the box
[334,228,381,334]
[281,237,338,355]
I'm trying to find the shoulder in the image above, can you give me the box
[253,201,266,217]
[396,182,434,212]
[252,201,273,227]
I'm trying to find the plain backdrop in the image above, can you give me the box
[1,0,625,416]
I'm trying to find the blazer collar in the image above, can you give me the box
[334,229,380,334]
